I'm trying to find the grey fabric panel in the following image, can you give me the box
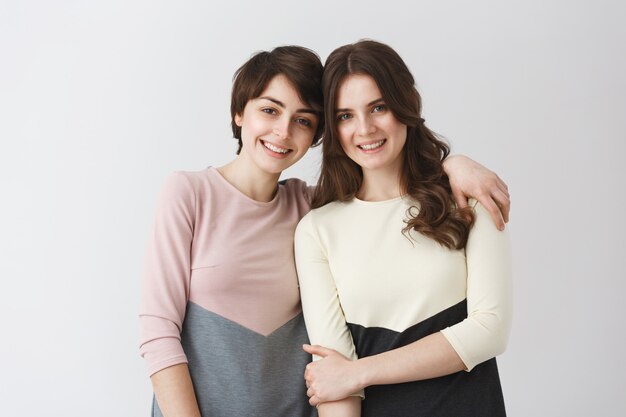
[152,302,317,417]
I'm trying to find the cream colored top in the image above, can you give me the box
[294,198,512,371]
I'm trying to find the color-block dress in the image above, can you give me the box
[139,167,316,417]
[295,197,512,417]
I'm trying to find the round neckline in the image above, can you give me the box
[208,166,282,207]
[352,194,408,205]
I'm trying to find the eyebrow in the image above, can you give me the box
[335,97,385,113]
[257,96,317,115]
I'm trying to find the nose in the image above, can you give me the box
[357,116,376,136]
[273,118,290,140]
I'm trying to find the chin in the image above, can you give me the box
[355,158,387,171]
[258,159,291,175]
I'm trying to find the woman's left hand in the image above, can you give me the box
[303,344,361,406]
[443,154,511,230]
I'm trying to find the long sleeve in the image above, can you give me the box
[294,212,358,363]
[139,172,196,376]
[440,201,513,371]
[295,198,509,414]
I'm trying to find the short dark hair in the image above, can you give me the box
[230,46,324,154]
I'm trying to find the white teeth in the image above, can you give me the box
[263,141,289,154]
[359,140,385,150]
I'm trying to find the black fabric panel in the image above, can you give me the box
[348,300,506,417]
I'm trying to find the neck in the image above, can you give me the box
[217,155,281,203]
[357,163,405,202]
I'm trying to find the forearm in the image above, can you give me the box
[150,363,201,417]
[317,396,361,417]
[355,332,465,388]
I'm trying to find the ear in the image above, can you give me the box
[234,113,243,127]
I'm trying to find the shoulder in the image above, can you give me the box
[279,177,312,205]
[466,198,510,242]
[468,198,495,227]
[296,201,344,230]
[159,171,192,197]
[154,169,214,216]
[158,170,206,200]
[161,167,229,198]
[171,168,215,189]
[311,200,346,217]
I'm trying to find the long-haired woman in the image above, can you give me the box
[296,40,512,417]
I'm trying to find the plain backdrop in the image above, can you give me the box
[1,1,625,416]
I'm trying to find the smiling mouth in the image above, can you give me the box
[261,140,291,154]
[358,139,386,150]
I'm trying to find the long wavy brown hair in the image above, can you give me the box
[313,40,474,249]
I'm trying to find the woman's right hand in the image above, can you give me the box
[303,344,362,406]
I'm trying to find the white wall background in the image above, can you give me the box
[1,1,625,415]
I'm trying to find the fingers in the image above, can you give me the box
[306,384,321,405]
[495,174,509,193]
[492,188,510,223]
[304,364,320,402]
[479,173,510,227]
[304,361,315,379]
[303,344,333,357]
[304,362,314,384]
[452,188,469,210]
[476,192,506,231]
[494,176,511,223]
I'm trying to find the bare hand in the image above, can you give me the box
[303,344,360,407]
[443,155,510,230]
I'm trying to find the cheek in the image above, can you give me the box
[337,125,352,148]
[246,116,267,132]
[384,119,407,143]
[240,117,267,145]
[294,130,315,151]
[391,123,406,140]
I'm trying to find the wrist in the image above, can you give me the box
[443,153,461,166]
[352,357,373,391]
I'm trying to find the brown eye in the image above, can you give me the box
[262,108,278,115]
[295,118,312,127]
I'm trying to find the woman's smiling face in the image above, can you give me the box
[334,74,407,175]
[235,74,319,175]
